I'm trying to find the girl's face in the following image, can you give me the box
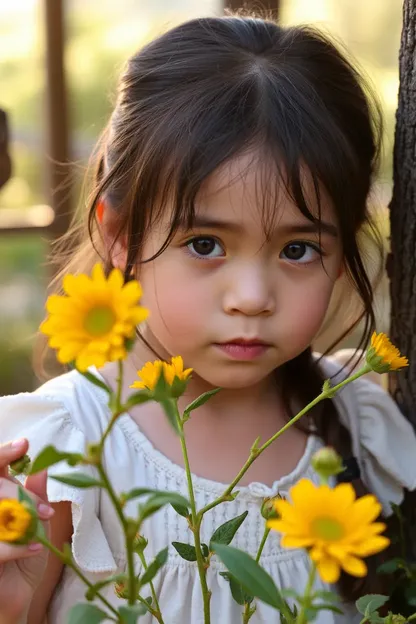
[137,153,343,390]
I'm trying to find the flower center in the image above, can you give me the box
[311,517,344,541]
[1,510,15,529]
[84,306,116,336]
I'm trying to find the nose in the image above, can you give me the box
[222,262,275,317]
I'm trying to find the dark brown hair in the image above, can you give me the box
[38,16,396,602]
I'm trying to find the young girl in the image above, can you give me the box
[0,15,415,624]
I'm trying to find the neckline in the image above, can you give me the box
[81,367,321,500]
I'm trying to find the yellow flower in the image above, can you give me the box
[0,499,34,543]
[40,264,148,371]
[268,479,390,583]
[366,332,408,374]
[130,356,193,391]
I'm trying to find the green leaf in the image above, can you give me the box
[118,604,148,623]
[209,511,248,549]
[356,594,389,615]
[280,588,300,600]
[404,582,416,606]
[172,541,197,562]
[68,604,108,624]
[160,399,181,435]
[312,590,339,603]
[201,543,209,558]
[79,370,112,394]
[138,492,190,522]
[183,388,221,420]
[17,485,36,511]
[171,502,190,518]
[212,542,284,610]
[84,574,127,601]
[314,604,344,615]
[303,607,318,621]
[139,547,168,588]
[50,473,103,488]
[123,488,189,508]
[124,390,152,410]
[377,558,407,575]
[220,571,253,606]
[30,446,84,474]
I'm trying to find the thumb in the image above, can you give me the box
[24,470,49,503]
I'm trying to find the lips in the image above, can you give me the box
[218,338,270,347]
[214,339,270,361]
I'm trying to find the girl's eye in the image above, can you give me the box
[186,237,225,258]
[280,242,321,264]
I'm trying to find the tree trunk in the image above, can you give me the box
[389,0,416,428]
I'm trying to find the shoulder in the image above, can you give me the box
[0,369,110,454]
[317,351,416,515]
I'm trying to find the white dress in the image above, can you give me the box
[0,355,415,624]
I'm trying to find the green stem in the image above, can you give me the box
[100,361,125,448]
[242,527,271,623]
[98,464,137,607]
[136,593,163,621]
[174,402,211,624]
[255,527,271,564]
[36,535,120,621]
[200,366,370,517]
[296,564,316,624]
[138,551,165,623]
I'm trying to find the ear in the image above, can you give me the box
[97,199,128,271]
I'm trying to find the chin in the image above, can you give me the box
[194,366,276,390]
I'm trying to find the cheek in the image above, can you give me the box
[282,276,335,347]
[139,261,212,339]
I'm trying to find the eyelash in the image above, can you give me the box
[183,236,324,264]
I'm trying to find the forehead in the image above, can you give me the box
[195,150,337,230]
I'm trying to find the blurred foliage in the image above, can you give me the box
[0,235,46,394]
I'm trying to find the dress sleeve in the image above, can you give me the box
[321,353,416,516]
[0,390,117,573]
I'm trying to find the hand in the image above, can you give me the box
[0,439,54,622]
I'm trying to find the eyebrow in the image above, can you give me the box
[182,216,338,238]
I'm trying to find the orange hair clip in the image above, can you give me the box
[96,200,105,223]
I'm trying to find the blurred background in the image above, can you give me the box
[0,0,401,395]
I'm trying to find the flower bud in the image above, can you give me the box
[133,533,148,554]
[9,454,31,477]
[114,577,130,600]
[311,447,344,481]
[261,495,283,520]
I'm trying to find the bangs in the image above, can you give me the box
[131,81,358,263]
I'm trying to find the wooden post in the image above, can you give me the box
[44,0,72,239]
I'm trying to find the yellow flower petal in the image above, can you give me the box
[352,536,390,557]
[316,556,340,583]
[280,535,315,549]
[367,332,408,372]
[341,555,367,577]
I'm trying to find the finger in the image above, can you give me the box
[0,439,29,477]
[0,541,44,563]
[25,471,48,504]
